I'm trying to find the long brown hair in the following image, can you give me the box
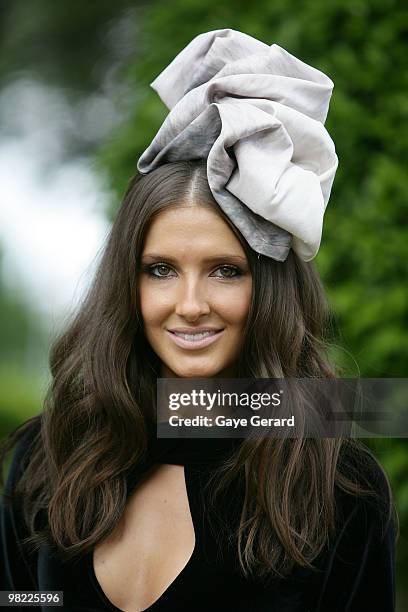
[0,160,394,582]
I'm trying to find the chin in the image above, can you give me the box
[165,358,226,379]
[174,368,220,378]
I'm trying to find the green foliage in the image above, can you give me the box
[0,0,138,92]
[0,362,45,431]
[0,250,49,438]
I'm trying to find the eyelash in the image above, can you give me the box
[142,263,243,280]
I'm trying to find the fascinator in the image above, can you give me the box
[137,28,338,262]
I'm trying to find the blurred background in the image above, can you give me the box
[0,0,407,606]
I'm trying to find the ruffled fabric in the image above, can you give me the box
[137,28,339,261]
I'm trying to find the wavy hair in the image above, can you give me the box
[0,160,394,582]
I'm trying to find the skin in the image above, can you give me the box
[138,205,253,378]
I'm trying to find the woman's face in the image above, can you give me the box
[139,205,252,378]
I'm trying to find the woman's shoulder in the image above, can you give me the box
[1,414,43,498]
[0,416,43,590]
[307,445,397,611]
[335,442,396,539]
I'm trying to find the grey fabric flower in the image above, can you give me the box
[137,28,338,261]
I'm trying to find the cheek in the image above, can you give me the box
[139,282,174,327]
[214,282,252,325]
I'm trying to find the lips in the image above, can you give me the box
[167,328,224,350]
[168,327,223,333]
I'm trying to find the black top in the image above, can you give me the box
[1,420,396,611]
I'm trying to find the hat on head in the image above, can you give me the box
[137,28,338,262]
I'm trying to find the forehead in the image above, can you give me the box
[142,206,246,257]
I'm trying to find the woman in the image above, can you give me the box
[0,159,397,611]
[1,29,396,612]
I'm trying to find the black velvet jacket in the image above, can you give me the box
[1,420,396,611]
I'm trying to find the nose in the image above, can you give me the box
[175,277,211,321]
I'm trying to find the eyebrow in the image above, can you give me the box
[141,253,248,264]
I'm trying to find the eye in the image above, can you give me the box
[212,265,242,279]
[145,263,175,278]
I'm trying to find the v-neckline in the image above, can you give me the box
[88,463,198,612]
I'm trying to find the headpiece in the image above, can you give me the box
[137,28,338,261]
